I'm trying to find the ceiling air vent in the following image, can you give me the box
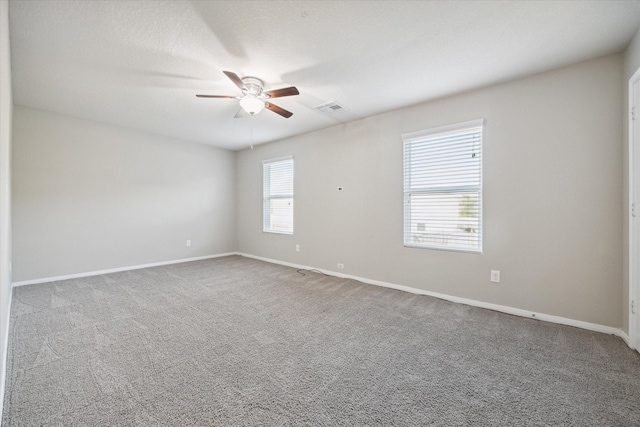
[314,101,348,114]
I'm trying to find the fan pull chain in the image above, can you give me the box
[250,115,254,150]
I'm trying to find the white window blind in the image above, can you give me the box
[263,156,294,234]
[403,120,483,252]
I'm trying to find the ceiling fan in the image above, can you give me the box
[196,71,299,118]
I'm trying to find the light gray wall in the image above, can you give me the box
[12,106,236,282]
[0,0,12,418]
[237,54,623,328]
[623,27,640,334]
[625,28,640,80]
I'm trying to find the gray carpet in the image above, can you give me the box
[2,255,640,426]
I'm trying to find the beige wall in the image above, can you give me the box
[0,0,13,417]
[623,27,640,334]
[12,106,237,282]
[237,54,624,328]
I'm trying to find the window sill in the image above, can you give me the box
[263,230,293,235]
[404,243,482,254]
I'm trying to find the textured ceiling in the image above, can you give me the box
[8,0,640,150]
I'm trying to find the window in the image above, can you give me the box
[403,120,483,252]
[263,156,294,234]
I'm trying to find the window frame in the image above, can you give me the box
[262,156,294,235]
[402,119,484,253]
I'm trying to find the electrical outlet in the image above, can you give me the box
[490,270,500,283]
[337,263,344,269]
[186,240,191,247]
[296,244,300,252]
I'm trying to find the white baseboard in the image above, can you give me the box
[238,252,627,341]
[10,251,629,345]
[619,330,631,347]
[11,253,236,287]
[0,280,13,425]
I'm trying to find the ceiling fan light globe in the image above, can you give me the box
[239,97,265,115]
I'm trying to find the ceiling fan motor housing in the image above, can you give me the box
[242,77,265,97]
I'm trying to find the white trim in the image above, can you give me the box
[238,252,626,340]
[629,66,640,351]
[619,330,631,347]
[11,253,236,287]
[262,155,293,165]
[0,281,11,425]
[403,243,482,254]
[0,0,12,420]
[402,119,484,142]
[9,251,629,342]
[262,230,294,236]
